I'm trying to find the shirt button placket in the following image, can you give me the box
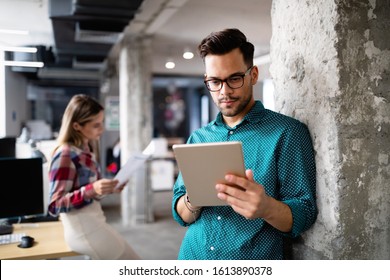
[227,130,234,140]
[209,216,222,252]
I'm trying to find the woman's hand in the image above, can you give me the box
[92,178,119,195]
[113,181,128,193]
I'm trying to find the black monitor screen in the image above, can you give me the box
[0,137,16,158]
[0,157,44,221]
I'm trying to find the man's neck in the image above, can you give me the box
[223,99,255,127]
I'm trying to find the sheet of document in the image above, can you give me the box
[114,152,151,189]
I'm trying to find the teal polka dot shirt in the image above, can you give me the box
[172,101,317,260]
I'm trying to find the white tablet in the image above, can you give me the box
[172,141,246,207]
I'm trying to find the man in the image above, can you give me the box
[172,28,317,259]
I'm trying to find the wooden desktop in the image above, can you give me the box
[0,221,79,260]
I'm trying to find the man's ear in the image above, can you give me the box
[251,65,259,85]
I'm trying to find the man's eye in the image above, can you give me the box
[228,76,242,83]
[209,80,221,86]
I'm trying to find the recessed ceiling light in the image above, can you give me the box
[183,50,194,59]
[165,61,175,69]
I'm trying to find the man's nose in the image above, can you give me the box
[219,81,231,95]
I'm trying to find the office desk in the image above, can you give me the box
[0,221,79,260]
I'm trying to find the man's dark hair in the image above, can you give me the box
[198,28,254,67]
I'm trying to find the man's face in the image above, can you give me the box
[204,48,258,123]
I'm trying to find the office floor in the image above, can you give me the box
[62,191,187,260]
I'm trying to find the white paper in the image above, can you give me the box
[114,152,151,189]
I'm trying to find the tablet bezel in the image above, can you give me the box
[172,141,246,207]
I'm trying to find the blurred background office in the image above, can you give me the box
[0,0,273,174]
[0,0,273,259]
[1,0,389,260]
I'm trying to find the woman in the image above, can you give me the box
[48,94,140,260]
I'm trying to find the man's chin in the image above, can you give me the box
[220,108,237,117]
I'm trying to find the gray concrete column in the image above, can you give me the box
[118,36,153,226]
[271,0,390,259]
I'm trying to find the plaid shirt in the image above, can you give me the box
[48,143,100,216]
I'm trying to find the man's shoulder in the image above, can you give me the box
[263,109,306,129]
[250,101,305,128]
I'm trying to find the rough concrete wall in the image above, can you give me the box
[119,37,153,154]
[119,36,154,225]
[270,0,390,259]
[333,0,390,259]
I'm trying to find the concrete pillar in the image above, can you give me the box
[118,36,153,226]
[271,0,390,259]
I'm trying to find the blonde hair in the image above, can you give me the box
[54,94,104,157]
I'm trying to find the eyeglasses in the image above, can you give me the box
[204,66,254,92]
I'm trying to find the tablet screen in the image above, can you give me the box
[172,141,245,206]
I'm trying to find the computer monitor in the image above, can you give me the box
[0,157,45,222]
[0,137,16,158]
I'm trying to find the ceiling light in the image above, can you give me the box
[165,57,175,69]
[183,49,194,60]
[0,46,38,53]
[165,60,175,69]
[2,61,44,68]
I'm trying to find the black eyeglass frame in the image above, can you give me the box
[204,66,254,92]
